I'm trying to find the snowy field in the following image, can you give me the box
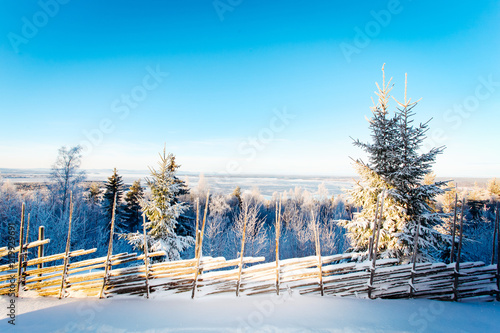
[2,292,499,332]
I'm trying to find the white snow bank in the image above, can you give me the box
[1,291,499,332]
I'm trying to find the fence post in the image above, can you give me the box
[99,193,117,299]
[409,218,421,298]
[453,197,465,301]
[491,203,498,266]
[194,198,200,257]
[450,193,458,263]
[15,203,26,297]
[275,198,281,296]
[311,210,324,296]
[59,193,74,299]
[368,194,381,261]
[236,206,248,297]
[496,203,500,302]
[142,214,150,299]
[191,191,209,299]
[368,190,385,299]
[37,226,45,280]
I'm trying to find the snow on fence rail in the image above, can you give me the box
[1,200,499,302]
[0,238,498,301]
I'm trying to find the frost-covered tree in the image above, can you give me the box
[232,186,243,209]
[49,145,85,216]
[205,194,230,256]
[487,178,500,198]
[121,148,194,261]
[234,199,267,258]
[338,65,449,262]
[86,182,102,205]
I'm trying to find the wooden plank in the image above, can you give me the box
[497,203,500,301]
[191,191,209,299]
[142,214,150,299]
[453,197,466,301]
[410,218,421,297]
[59,193,74,299]
[368,190,385,299]
[275,198,281,295]
[194,198,200,259]
[37,226,45,281]
[311,210,323,296]
[15,203,26,297]
[450,192,458,263]
[0,239,50,258]
[99,193,117,298]
[236,205,248,297]
[368,194,381,261]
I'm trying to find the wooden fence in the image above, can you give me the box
[0,240,498,301]
[0,197,499,302]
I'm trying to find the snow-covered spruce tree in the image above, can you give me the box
[166,155,192,237]
[120,148,194,261]
[338,65,449,262]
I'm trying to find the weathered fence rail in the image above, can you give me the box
[0,239,498,301]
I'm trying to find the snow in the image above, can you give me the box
[2,292,499,332]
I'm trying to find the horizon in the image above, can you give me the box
[1,1,499,178]
[0,166,497,180]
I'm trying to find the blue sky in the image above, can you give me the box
[0,0,499,177]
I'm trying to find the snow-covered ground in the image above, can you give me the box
[1,292,499,332]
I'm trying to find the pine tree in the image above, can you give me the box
[338,65,449,262]
[121,148,194,261]
[123,179,144,233]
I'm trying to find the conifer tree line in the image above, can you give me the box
[1,65,499,266]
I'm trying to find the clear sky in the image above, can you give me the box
[0,0,499,177]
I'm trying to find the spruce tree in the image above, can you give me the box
[123,179,144,232]
[338,65,450,262]
[121,148,194,261]
[166,155,192,237]
[103,168,125,228]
